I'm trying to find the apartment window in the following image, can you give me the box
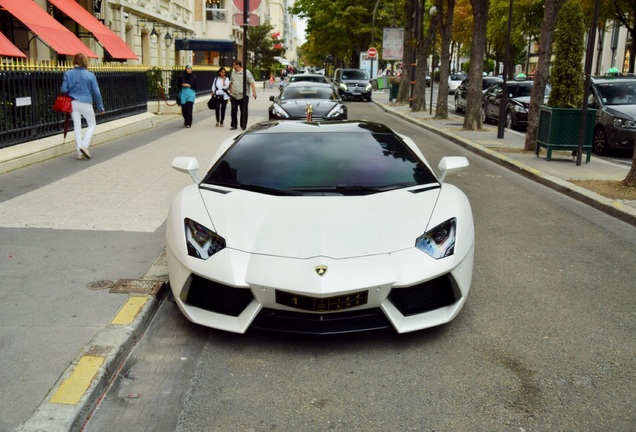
[206,0,227,21]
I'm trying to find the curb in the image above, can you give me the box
[16,253,169,432]
[378,102,636,227]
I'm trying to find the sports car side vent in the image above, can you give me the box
[388,274,461,316]
[185,275,254,317]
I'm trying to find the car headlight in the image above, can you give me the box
[185,218,226,260]
[327,105,345,118]
[365,84,372,92]
[513,104,527,113]
[612,117,636,129]
[415,218,456,259]
[339,83,347,91]
[270,104,290,119]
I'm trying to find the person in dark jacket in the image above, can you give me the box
[178,65,197,128]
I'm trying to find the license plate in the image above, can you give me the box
[275,290,368,312]
[351,92,361,96]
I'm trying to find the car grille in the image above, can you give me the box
[388,274,462,316]
[184,275,254,317]
[251,308,391,335]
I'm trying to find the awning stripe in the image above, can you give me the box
[48,0,137,60]
[0,0,97,58]
[0,31,27,58]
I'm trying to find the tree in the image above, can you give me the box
[548,0,585,108]
[247,23,284,72]
[523,0,568,152]
[434,0,456,119]
[462,0,489,130]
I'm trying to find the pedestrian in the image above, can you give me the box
[212,67,230,127]
[228,60,257,130]
[178,65,197,128]
[60,52,105,160]
[269,73,275,89]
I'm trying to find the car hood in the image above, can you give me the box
[341,80,370,86]
[604,104,636,119]
[200,188,441,258]
[279,99,339,117]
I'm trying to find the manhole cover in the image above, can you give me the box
[110,279,164,296]
[87,280,115,290]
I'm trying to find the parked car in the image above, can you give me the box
[454,76,503,113]
[166,120,474,334]
[333,68,373,101]
[482,80,551,130]
[588,75,636,155]
[448,73,467,94]
[268,82,347,121]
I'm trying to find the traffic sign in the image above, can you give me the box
[367,47,378,58]
[232,0,261,12]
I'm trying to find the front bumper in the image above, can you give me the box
[166,242,474,335]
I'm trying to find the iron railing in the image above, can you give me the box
[0,61,218,149]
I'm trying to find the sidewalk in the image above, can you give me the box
[2,84,635,432]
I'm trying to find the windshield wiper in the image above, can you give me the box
[209,182,301,196]
[290,184,406,195]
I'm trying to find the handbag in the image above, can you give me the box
[208,96,217,110]
[53,95,72,113]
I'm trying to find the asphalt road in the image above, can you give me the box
[82,102,636,432]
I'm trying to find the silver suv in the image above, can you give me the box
[589,75,636,155]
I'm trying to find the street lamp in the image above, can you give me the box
[149,26,159,46]
[429,5,438,114]
[164,31,173,48]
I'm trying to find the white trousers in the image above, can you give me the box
[70,100,97,154]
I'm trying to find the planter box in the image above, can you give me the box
[536,106,596,162]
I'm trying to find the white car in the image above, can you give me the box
[166,121,475,334]
[448,73,467,94]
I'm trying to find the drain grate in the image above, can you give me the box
[110,279,165,296]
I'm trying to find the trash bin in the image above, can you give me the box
[389,83,399,102]
[377,77,389,90]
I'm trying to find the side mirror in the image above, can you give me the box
[172,157,201,183]
[437,156,469,183]
[269,95,275,101]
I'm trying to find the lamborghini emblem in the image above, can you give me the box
[315,266,328,276]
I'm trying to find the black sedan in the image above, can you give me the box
[482,80,551,130]
[268,82,347,121]
[454,76,503,113]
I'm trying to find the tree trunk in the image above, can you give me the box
[624,149,636,186]
[524,0,565,152]
[397,0,416,104]
[462,0,489,130]
[434,0,456,119]
[412,0,427,111]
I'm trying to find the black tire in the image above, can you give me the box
[454,95,462,113]
[481,105,489,124]
[593,127,609,155]
[505,110,514,129]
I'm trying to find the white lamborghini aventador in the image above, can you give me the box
[166,120,474,334]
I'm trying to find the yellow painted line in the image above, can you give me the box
[50,356,104,405]
[111,296,149,325]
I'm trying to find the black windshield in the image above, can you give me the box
[203,131,437,195]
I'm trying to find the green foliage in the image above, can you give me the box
[247,23,284,71]
[146,67,163,98]
[290,0,405,67]
[548,0,585,108]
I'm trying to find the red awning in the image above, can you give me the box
[49,0,137,60]
[0,31,26,58]
[0,0,96,58]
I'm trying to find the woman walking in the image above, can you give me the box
[61,52,104,160]
[212,67,230,127]
[178,65,197,128]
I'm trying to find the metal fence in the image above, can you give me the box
[0,62,218,149]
